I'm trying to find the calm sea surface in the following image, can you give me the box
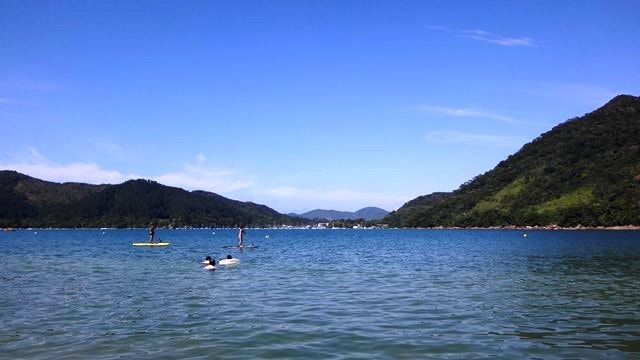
[1,229,639,359]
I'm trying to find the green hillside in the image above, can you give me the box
[0,171,302,228]
[385,95,640,228]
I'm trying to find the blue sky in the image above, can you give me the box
[1,0,639,213]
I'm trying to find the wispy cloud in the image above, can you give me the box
[88,139,133,161]
[0,148,135,184]
[408,105,528,124]
[155,163,253,194]
[0,149,412,213]
[0,78,61,93]
[426,130,525,147]
[525,82,621,107]
[265,186,406,203]
[0,97,30,106]
[263,185,408,211]
[264,186,404,211]
[429,25,539,47]
[0,149,252,194]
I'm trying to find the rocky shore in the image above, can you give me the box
[421,225,640,230]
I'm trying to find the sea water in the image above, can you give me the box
[1,229,639,359]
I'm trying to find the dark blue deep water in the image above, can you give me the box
[1,229,639,359]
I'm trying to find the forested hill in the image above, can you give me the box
[0,171,302,228]
[385,95,640,228]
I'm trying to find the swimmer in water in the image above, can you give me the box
[203,256,216,270]
[219,254,240,267]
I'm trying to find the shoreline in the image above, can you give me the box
[415,225,640,231]
[3,225,640,231]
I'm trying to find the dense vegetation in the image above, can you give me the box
[385,95,640,228]
[0,171,304,228]
[3,95,639,229]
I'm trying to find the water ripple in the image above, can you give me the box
[1,229,639,359]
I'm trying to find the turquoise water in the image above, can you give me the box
[1,229,639,359]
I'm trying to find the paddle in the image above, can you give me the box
[242,230,255,247]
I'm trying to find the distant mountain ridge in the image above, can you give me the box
[297,207,389,221]
[385,95,640,227]
[0,171,302,228]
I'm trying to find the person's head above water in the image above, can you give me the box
[226,255,232,259]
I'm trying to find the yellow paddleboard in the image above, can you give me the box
[132,242,171,246]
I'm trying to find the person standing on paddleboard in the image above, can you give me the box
[148,223,156,243]
[238,226,245,247]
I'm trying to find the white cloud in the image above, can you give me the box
[155,163,253,194]
[408,105,528,124]
[0,150,407,212]
[426,130,525,147]
[0,149,252,194]
[0,149,135,184]
[263,185,408,211]
[429,25,539,47]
